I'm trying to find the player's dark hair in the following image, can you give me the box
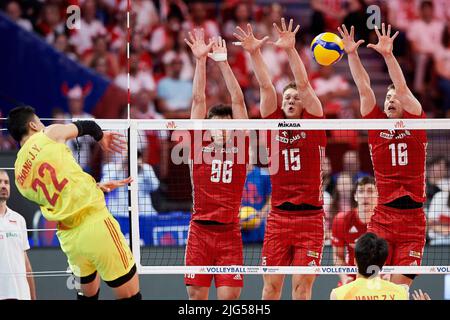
[387,83,395,91]
[355,232,389,278]
[207,104,233,119]
[351,176,376,208]
[6,106,37,142]
[283,82,297,94]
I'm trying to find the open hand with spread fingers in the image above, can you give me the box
[272,17,300,50]
[208,36,227,62]
[337,25,365,54]
[367,23,399,57]
[99,131,127,154]
[98,177,133,193]
[184,28,214,60]
[233,23,269,54]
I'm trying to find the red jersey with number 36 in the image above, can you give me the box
[363,106,427,204]
[263,109,327,209]
[189,130,248,224]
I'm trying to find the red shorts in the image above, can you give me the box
[261,208,324,266]
[184,220,244,288]
[367,205,426,266]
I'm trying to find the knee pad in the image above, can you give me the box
[77,289,100,300]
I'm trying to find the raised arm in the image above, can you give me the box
[367,23,422,115]
[338,25,376,117]
[272,18,323,117]
[44,122,126,154]
[208,36,248,119]
[184,28,214,119]
[233,24,277,118]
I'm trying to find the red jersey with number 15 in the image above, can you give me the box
[263,109,327,208]
[189,130,248,224]
[363,106,427,204]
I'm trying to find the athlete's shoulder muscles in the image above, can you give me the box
[44,124,79,144]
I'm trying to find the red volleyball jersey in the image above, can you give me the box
[263,108,327,209]
[363,106,427,204]
[331,209,367,265]
[189,130,248,224]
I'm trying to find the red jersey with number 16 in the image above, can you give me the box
[363,106,427,204]
[189,130,248,224]
[263,109,327,209]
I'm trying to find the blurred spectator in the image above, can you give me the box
[149,12,181,55]
[342,0,370,42]
[82,35,120,78]
[387,0,418,32]
[310,0,347,34]
[340,150,369,182]
[312,65,351,118]
[435,24,450,117]
[35,2,65,44]
[50,107,67,125]
[223,2,252,39]
[64,84,96,173]
[426,155,449,202]
[102,150,160,217]
[5,0,32,31]
[132,0,159,35]
[129,32,153,72]
[427,188,450,245]
[131,89,161,120]
[257,4,288,80]
[331,176,376,285]
[432,0,450,22]
[91,55,109,77]
[108,9,129,53]
[330,172,354,227]
[387,0,418,57]
[183,1,219,39]
[407,0,445,95]
[115,52,156,94]
[53,33,77,60]
[70,0,107,56]
[156,53,192,118]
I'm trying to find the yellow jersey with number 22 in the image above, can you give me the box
[14,130,106,229]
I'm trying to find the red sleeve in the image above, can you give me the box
[263,108,284,119]
[403,110,426,119]
[331,212,347,247]
[362,105,386,119]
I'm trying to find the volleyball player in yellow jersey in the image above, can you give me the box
[331,233,430,300]
[6,106,141,300]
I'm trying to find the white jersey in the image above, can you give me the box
[0,207,31,300]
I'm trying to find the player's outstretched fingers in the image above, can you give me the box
[273,22,282,34]
[236,26,247,37]
[293,24,300,34]
[288,18,293,32]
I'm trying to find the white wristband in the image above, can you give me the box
[207,52,227,62]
